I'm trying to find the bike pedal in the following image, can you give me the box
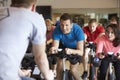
[81,71,88,79]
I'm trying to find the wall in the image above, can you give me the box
[5,0,119,14]
[6,0,119,24]
[37,0,118,8]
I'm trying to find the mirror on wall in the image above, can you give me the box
[0,0,9,21]
[0,0,8,7]
[52,7,119,27]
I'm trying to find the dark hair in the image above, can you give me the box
[11,0,36,8]
[110,17,119,23]
[60,13,72,23]
[106,24,120,47]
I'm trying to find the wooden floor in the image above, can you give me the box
[65,61,100,80]
[25,53,87,80]
[65,61,86,80]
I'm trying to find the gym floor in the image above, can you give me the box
[65,61,85,80]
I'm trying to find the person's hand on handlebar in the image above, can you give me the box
[65,48,72,55]
[49,47,58,54]
[98,53,105,59]
[117,52,120,60]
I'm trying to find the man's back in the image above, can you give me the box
[0,7,46,80]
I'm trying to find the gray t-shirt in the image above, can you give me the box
[0,7,46,80]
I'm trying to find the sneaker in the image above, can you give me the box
[81,71,88,79]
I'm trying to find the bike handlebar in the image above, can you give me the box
[85,42,96,51]
[48,49,82,64]
[100,52,120,62]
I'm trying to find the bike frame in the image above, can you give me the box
[89,47,97,80]
[61,53,74,80]
[106,56,116,80]
[51,49,75,80]
[62,58,67,80]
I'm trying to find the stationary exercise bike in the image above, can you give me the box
[99,52,120,80]
[21,53,46,80]
[106,52,116,80]
[48,49,82,80]
[86,42,101,80]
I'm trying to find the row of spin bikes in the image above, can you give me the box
[21,42,119,80]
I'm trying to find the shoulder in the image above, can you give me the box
[53,26,62,33]
[9,7,45,28]
[19,8,45,24]
[30,13,45,28]
[96,25,105,32]
[83,26,89,30]
[72,24,85,38]
[98,35,107,42]
[82,26,89,33]
[96,25,105,30]
[72,23,82,30]
[72,24,84,35]
[27,13,46,34]
[30,12,44,22]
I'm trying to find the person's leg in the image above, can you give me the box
[51,56,57,78]
[99,58,109,80]
[70,63,80,80]
[81,47,90,78]
[114,60,120,80]
[56,58,63,80]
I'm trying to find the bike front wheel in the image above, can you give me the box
[108,72,115,80]
[89,64,97,80]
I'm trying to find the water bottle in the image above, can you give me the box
[93,57,100,67]
[94,57,99,62]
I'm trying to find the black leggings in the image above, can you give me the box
[99,58,120,80]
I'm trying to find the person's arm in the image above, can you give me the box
[94,32,105,43]
[65,26,84,56]
[65,40,84,56]
[49,40,59,54]
[84,33,88,43]
[82,27,88,43]
[46,39,53,45]
[52,40,59,48]
[95,26,105,43]
[32,42,54,80]
[96,38,104,58]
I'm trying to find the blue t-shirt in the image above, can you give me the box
[52,23,84,48]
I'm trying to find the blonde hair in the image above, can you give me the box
[45,19,53,26]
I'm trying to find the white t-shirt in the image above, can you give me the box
[0,7,46,80]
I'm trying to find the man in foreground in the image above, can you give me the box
[0,0,53,80]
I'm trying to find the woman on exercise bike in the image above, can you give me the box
[96,24,120,80]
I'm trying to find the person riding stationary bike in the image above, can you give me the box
[49,13,85,80]
[96,24,120,80]
[82,19,105,79]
